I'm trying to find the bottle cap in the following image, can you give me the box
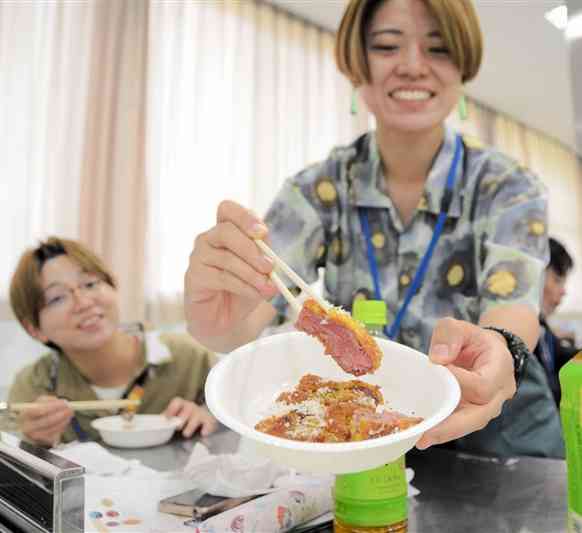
[352,300,387,326]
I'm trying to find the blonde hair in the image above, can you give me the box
[336,0,483,85]
[10,236,116,331]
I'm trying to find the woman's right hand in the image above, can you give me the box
[184,200,278,350]
[19,395,73,447]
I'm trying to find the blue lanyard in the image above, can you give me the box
[359,134,463,340]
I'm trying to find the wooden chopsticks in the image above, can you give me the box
[2,399,141,413]
[254,239,330,314]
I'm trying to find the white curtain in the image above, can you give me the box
[0,2,94,312]
[145,0,368,324]
[523,129,582,314]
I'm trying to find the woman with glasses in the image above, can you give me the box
[8,236,217,447]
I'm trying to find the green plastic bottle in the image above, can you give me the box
[333,300,408,533]
[560,352,582,532]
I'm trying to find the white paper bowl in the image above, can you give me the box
[206,332,460,474]
[91,414,182,448]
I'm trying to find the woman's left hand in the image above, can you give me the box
[163,397,219,438]
[415,317,516,450]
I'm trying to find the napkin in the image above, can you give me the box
[182,442,293,497]
[50,441,155,476]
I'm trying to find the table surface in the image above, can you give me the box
[108,427,569,533]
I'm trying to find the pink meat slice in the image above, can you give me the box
[295,303,373,376]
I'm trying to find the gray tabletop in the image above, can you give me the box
[108,427,569,533]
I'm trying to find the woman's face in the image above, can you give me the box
[359,0,462,135]
[33,255,120,352]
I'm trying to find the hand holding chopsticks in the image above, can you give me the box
[1,398,141,413]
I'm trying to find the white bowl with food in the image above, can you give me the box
[205,331,460,474]
[91,414,182,448]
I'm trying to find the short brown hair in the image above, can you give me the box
[9,236,116,332]
[336,0,483,85]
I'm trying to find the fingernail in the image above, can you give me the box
[259,279,277,295]
[416,441,431,450]
[250,223,268,238]
[430,344,449,362]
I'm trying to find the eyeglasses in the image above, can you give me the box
[43,275,105,310]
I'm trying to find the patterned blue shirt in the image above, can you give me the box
[265,126,549,354]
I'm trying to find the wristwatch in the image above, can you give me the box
[483,326,530,390]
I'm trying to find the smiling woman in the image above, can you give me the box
[184,0,554,459]
[6,237,219,447]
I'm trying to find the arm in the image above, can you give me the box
[183,200,279,353]
[417,158,548,449]
[185,163,329,352]
[186,300,277,354]
[479,303,539,351]
[8,364,73,447]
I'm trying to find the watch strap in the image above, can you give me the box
[483,326,530,390]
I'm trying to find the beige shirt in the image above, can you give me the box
[8,330,217,443]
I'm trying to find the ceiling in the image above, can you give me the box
[267,0,579,154]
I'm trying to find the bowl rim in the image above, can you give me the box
[90,414,182,433]
[206,331,461,452]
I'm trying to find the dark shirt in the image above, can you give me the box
[534,316,579,406]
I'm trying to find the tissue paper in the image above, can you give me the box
[190,485,333,533]
[183,443,289,497]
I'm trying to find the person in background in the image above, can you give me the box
[453,237,576,458]
[184,0,548,452]
[535,237,578,405]
[8,236,218,447]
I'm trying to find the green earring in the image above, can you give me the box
[351,89,358,115]
[458,94,468,121]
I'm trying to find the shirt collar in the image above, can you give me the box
[143,331,173,366]
[350,125,464,218]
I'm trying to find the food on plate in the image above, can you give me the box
[255,374,423,443]
[121,385,144,428]
[294,299,383,376]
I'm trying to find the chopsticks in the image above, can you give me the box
[254,239,330,314]
[1,399,141,413]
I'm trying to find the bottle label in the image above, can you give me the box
[334,457,407,527]
[560,361,582,520]
[336,457,407,500]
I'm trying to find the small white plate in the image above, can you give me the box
[91,414,182,448]
[206,332,460,474]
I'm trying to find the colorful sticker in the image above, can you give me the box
[230,515,244,532]
[276,506,292,528]
[101,498,114,508]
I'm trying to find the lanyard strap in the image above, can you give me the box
[359,134,463,340]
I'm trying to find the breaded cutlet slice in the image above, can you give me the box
[295,298,383,376]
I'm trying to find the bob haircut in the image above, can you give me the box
[9,236,116,332]
[336,0,483,85]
